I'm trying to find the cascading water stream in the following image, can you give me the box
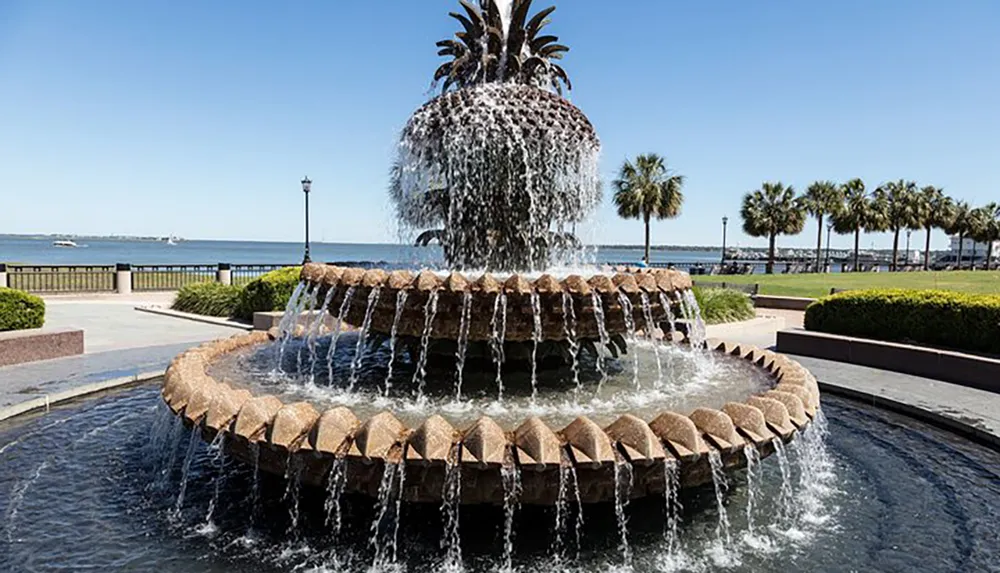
[454,291,473,401]
[413,290,440,401]
[590,291,610,390]
[639,292,663,384]
[295,288,319,375]
[613,457,634,568]
[553,458,570,563]
[490,291,508,401]
[170,428,200,522]
[325,286,356,386]
[569,460,585,559]
[441,448,463,571]
[708,450,732,547]
[276,282,308,373]
[560,291,582,397]
[369,460,405,570]
[529,291,542,403]
[663,458,682,555]
[500,463,522,573]
[384,289,409,396]
[617,292,640,389]
[306,287,337,384]
[743,444,762,539]
[772,438,795,524]
[324,457,348,534]
[200,432,226,532]
[347,287,382,392]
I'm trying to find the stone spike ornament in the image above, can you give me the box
[161,330,821,504]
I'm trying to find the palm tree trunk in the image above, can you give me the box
[767,233,776,274]
[853,228,860,272]
[643,213,651,266]
[924,225,932,270]
[815,214,823,272]
[891,227,900,271]
[957,232,964,270]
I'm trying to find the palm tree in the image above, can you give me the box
[611,154,685,265]
[434,0,571,93]
[976,203,1000,271]
[831,178,884,271]
[913,186,952,270]
[801,181,843,271]
[740,182,806,274]
[874,180,918,271]
[946,201,974,269]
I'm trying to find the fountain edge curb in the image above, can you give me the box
[0,370,164,423]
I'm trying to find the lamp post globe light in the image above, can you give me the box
[302,176,312,264]
[721,216,729,265]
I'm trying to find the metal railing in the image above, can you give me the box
[232,263,297,286]
[131,264,217,292]
[5,264,116,293]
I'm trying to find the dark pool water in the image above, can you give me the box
[1,385,999,572]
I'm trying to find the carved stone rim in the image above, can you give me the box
[161,332,821,504]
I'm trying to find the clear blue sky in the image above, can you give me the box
[2,0,997,251]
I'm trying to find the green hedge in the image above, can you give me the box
[171,282,241,317]
[692,286,756,325]
[0,288,45,331]
[804,289,1000,354]
[234,266,302,321]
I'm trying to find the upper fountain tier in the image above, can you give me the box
[391,0,600,272]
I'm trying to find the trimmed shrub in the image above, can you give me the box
[692,287,756,325]
[234,266,302,321]
[172,282,241,317]
[0,287,45,331]
[804,289,1000,355]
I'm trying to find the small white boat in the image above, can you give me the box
[52,240,78,248]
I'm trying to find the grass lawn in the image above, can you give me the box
[709,270,1000,298]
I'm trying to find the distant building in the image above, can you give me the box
[949,235,999,254]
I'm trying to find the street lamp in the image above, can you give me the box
[721,216,729,266]
[301,176,312,264]
[825,221,833,271]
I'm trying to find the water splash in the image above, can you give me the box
[384,289,409,396]
[413,290,440,400]
[347,287,382,391]
[454,291,473,401]
[613,458,634,568]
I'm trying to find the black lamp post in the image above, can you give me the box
[825,221,833,271]
[301,176,312,264]
[721,216,729,265]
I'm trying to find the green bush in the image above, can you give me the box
[692,287,756,325]
[0,288,45,331]
[804,289,1000,354]
[234,266,302,321]
[171,282,241,317]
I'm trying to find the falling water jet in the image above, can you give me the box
[441,447,463,571]
[384,290,409,396]
[590,291,610,391]
[170,428,200,522]
[772,438,795,525]
[295,287,319,376]
[306,287,337,385]
[454,291,473,401]
[663,458,682,555]
[154,416,184,490]
[561,292,582,398]
[553,457,571,563]
[325,286,356,387]
[500,462,522,573]
[529,291,542,403]
[283,453,304,538]
[639,292,663,384]
[708,450,733,548]
[200,432,226,532]
[347,287,381,392]
[617,292,640,389]
[490,292,508,401]
[744,444,762,539]
[612,457,634,568]
[413,290,440,400]
[249,442,262,531]
[369,460,404,570]
[324,457,348,535]
[275,282,308,373]
[569,459,585,559]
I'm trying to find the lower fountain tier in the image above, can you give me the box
[161,331,821,505]
[299,263,695,343]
